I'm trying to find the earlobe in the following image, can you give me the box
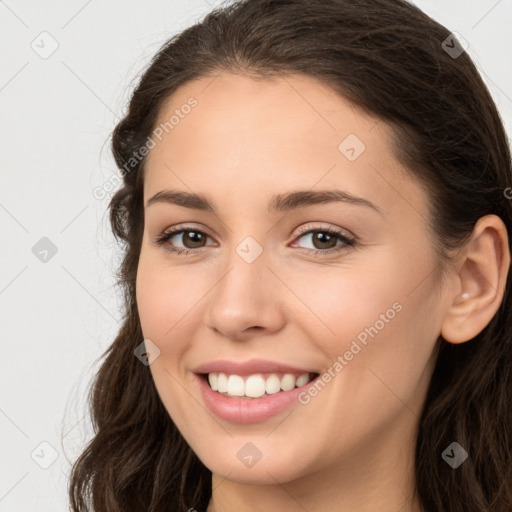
[441,214,511,344]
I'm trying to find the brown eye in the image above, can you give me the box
[154,227,214,255]
[305,231,339,250]
[293,227,355,254]
[174,230,207,249]
[154,224,356,257]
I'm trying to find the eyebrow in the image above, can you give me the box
[146,189,383,215]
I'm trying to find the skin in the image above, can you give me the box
[135,72,510,512]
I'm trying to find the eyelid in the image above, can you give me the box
[293,222,354,239]
[156,222,354,240]
[154,222,356,256]
[156,223,213,237]
[153,223,216,246]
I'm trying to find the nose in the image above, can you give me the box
[203,247,286,342]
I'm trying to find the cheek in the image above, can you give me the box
[287,256,403,355]
[135,259,200,435]
[295,249,439,399]
[136,255,204,349]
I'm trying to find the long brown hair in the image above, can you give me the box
[68,1,512,510]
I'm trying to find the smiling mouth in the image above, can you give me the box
[200,371,319,399]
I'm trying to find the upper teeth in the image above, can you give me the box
[207,372,313,398]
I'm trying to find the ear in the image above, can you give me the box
[441,214,510,344]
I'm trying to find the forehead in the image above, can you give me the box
[143,72,428,223]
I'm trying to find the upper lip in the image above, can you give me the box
[193,359,317,376]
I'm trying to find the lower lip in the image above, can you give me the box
[195,373,316,424]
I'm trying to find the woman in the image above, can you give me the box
[69,0,512,510]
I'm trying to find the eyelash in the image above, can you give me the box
[153,223,356,257]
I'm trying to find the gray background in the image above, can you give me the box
[1,0,511,510]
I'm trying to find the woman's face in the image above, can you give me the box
[136,72,449,485]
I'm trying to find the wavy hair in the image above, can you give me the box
[69,0,512,510]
